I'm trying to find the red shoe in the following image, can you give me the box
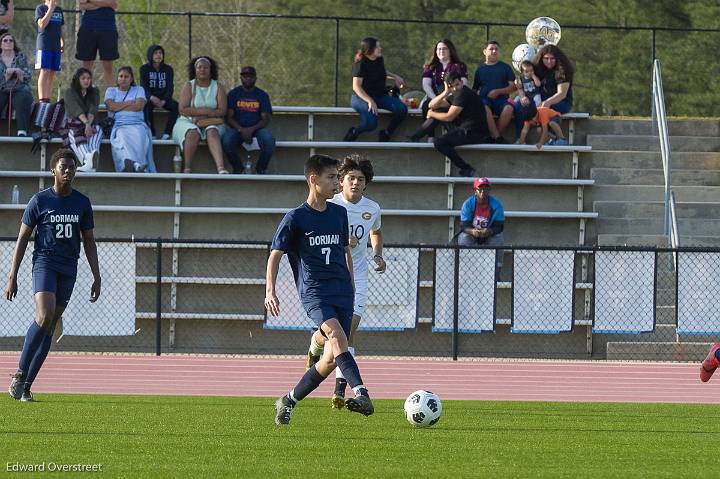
[700,342,720,382]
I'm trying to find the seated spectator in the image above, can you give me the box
[427,71,488,177]
[104,66,156,172]
[140,44,177,140]
[516,102,568,148]
[0,32,33,136]
[457,177,505,268]
[471,41,516,143]
[515,60,541,107]
[345,37,407,142]
[532,44,574,114]
[0,0,14,36]
[222,65,275,174]
[410,39,468,142]
[34,0,64,103]
[172,56,228,173]
[63,67,103,172]
[76,0,118,87]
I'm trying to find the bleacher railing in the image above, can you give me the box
[2,239,719,362]
[12,8,720,114]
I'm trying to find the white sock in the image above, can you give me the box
[352,385,367,395]
[308,332,324,356]
[288,390,298,404]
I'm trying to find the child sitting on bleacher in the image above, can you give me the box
[515,102,568,148]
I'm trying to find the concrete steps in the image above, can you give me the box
[579,118,720,137]
[594,201,720,218]
[587,134,720,152]
[590,168,720,186]
[594,218,720,236]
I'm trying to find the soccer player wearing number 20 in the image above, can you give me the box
[6,148,101,402]
[266,154,374,425]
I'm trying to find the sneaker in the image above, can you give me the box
[493,136,507,144]
[345,392,374,416]
[331,392,345,410]
[275,396,295,425]
[8,372,25,400]
[134,162,148,173]
[305,351,320,370]
[700,342,720,382]
[161,133,171,140]
[17,130,27,137]
[378,130,391,142]
[554,138,568,146]
[20,385,34,402]
[545,138,555,146]
[123,159,134,172]
[343,127,358,142]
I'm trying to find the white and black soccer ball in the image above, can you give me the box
[512,43,536,72]
[404,390,442,428]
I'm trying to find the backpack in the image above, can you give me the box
[31,99,67,134]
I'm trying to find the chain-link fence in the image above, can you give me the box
[10,8,720,115]
[2,239,720,362]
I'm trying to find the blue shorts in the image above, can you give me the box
[35,50,62,72]
[482,96,513,116]
[306,304,353,338]
[32,264,76,307]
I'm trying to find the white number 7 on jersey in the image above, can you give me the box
[321,247,330,265]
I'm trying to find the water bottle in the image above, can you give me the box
[172,152,183,173]
[243,154,253,174]
[11,185,19,204]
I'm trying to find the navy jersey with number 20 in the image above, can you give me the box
[271,202,354,310]
[22,187,94,276]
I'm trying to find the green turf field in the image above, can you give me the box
[2,395,718,478]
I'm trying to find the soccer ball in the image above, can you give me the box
[404,390,442,427]
[512,43,536,72]
[526,17,562,49]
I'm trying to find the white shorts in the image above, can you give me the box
[353,275,368,317]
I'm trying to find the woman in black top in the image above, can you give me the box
[532,44,574,114]
[345,37,407,142]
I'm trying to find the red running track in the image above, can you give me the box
[2,354,720,403]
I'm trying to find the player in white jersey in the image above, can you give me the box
[305,154,385,409]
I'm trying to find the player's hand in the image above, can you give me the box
[373,255,386,273]
[394,75,405,89]
[4,277,18,301]
[535,142,543,149]
[90,278,101,303]
[264,292,280,317]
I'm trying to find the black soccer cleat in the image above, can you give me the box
[275,396,295,425]
[345,393,374,417]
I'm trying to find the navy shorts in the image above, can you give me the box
[75,28,119,61]
[32,264,76,307]
[306,304,353,338]
[483,96,513,116]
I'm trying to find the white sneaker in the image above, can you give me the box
[161,133,171,140]
[77,154,96,172]
[17,130,27,137]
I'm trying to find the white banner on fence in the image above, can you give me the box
[433,248,496,333]
[593,251,655,333]
[0,241,136,337]
[678,252,720,334]
[512,250,575,333]
[266,248,419,331]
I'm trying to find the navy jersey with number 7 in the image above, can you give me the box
[271,202,354,309]
[22,187,94,276]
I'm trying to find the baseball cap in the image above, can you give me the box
[240,66,257,76]
[473,177,491,189]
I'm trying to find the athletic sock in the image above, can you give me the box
[18,322,45,376]
[289,365,326,402]
[334,346,355,393]
[308,331,324,356]
[335,351,365,392]
[26,334,52,384]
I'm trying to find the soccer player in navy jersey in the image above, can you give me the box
[5,148,101,402]
[266,154,374,425]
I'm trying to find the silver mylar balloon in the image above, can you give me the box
[526,17,561,49]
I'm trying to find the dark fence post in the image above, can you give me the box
[452,246,460,360]
[335,18,340,107]
[155,238,162,356]
[651,28,656,60]
[187,12,193,62]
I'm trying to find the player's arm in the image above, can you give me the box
[369,229,385,273]
[344,246,354,292]
[4,224,32,301]
[81,229,102,302]
[428,104,462,122]
[264,249,284,316]
[536,122,550,149]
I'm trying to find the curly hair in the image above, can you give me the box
[187,56,219,80]
[339,153,374,184]
[533,44,574,84]
[50,148,78,168]
[423,38,464,72]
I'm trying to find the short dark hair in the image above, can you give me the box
[339,153,374,184]
[520,102,538,121]
[50,148,78,169]
[520,60,534,70]
[304,154,338,179]
[485,40,500,48]
[445,70,463,84]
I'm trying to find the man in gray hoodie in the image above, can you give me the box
[139,44,177,139]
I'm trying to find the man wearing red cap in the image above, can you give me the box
[458,177,505,268]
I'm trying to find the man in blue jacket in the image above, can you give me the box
[458,177,505,268]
